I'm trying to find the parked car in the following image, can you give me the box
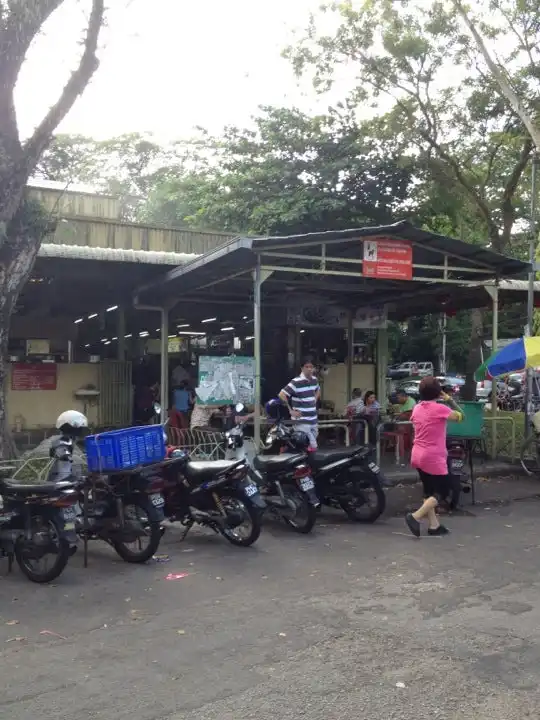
[386,363,402,379]
[437,375,465,395]
[393,362,419,380]
[417,362,434,377]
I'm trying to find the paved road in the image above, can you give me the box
[2,498,540,720]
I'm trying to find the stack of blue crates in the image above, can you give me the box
[85,425,166,472]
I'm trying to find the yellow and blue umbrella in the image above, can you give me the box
[475,336,540,380]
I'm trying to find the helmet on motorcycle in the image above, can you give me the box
[265,398,283,420]
[55,410,88,436]
[290,430,310,450]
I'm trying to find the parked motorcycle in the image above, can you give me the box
[224,403,320,534]
[445,438,471,509]
[264,399,387,523]
[149,402,265,547]
[76,468,165,565]
[153,449,265,547]
[0,472,79,582]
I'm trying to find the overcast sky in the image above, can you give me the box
[15,0,329,142]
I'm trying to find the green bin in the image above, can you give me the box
[446,401,484,439]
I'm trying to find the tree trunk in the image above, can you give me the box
[462,308,483,401]
[0,204,46,458]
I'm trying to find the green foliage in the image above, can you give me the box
[286,0,534,252]
[35,132,180,219]
[140,106,415,234]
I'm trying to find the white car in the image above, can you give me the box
[417,362,434,377]
[394,362,419,379]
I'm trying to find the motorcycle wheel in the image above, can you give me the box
[112,496,162,563]
[282,489,317,534]
[218,492,261,547]
[15,514,71,583]
[340,481,386,523]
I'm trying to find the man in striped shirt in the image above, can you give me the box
[279,357,320,449]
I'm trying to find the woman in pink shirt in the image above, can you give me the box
[405,376,464,538]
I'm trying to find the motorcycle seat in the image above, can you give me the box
[308,446,369,470]
[0,479,76,496]
[184,460,242,480]
[253,453,305,471]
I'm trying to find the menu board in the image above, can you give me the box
[11,363,57,391]
[196,355,255,406]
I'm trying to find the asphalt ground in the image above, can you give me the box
[2,482,540,720]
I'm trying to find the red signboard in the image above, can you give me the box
[363,237,413,281]
[12,363,57,391]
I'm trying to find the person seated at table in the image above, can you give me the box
[392,390,416,419]
[361,390,380,444]
[346,388,364,417]
[387,389,416,456]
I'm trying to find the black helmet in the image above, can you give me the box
[290,430,310,450]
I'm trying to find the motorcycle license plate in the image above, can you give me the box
[300,477,315,491]
[450,460,464,470]
[150,493,165,508]
[368,462,380,474]
[62,506,76,521]
[244,483,259,497]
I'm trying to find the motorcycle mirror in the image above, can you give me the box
[235,402,244,413]
[153,403,162,415]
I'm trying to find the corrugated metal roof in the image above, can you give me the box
[28,178,108,196]
[496,279,540,291]
[38,243,198,265]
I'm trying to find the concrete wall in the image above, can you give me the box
[321,363,376,413]
[7,364,100,430]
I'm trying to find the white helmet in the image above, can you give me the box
[56,410,88,432]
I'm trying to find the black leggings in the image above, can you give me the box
[418,469,451,502]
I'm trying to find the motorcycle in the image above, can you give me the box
[264,399,387,523]
[151,403,265,547]
[76,467,166,565]
[445,438,471,510]
[224,403,320,534]
[0,472,79,582]
[154,450,265,547]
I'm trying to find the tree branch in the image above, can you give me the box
[0,0,63,141]
[452,0,540,149]
[22,0,105,169]
[500,135,533,246]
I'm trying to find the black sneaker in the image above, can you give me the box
[428,525,450,536]
[405,513,421,538]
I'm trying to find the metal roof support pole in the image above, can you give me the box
[485,284,499,459]
[117,306,126,361]
[346,311,354,403]
[160,308,169,417]
[253,259,263,450]
[253,262,273,449]
[525,152,538,439]
[376,326,389,409]
[440,256,449,374]
[133,297,171,417]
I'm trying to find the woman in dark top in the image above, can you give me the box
[362,390,380,445]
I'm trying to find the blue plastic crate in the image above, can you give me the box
[85,425,166,472]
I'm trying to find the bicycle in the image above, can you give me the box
[520,414,540,476]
